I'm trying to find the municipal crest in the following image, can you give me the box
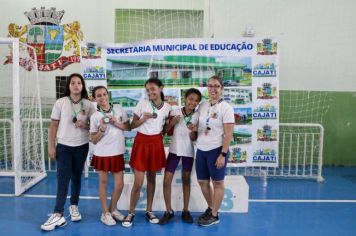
[256,39,277,55]
[5,7,83,71]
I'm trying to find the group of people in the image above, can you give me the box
[40,73,234,231]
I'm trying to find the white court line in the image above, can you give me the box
[1,194,356,203]
[0,194,100,199]
[249,199,356,203]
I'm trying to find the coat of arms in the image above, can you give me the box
[5,7,83,71]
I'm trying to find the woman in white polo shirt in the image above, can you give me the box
[41,73,96,231]
[90,86,130,226]
[195,75,234,227]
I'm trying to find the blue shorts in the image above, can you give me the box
[165,152,194,173]
[196,146,228,181]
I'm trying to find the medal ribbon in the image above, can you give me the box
[68,96,83,119]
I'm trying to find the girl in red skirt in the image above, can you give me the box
[122,78,171,227]
[90,86,130,226]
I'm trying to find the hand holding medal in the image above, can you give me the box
[142,112,153,121]
[187,123,197,132]
[99,105,115,124]
[75,120,87,129]
[107,114,116,124]
[99,118,108,132]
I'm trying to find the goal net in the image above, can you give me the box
[0,38,46,196]
[112,9,330,180]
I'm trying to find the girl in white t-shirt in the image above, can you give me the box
[196,75,234,227]
[90,86,130,226]
[159,88,201,225]
[41,73,96,231]
[122,78,171,228]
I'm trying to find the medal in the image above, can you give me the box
[186,121,192,127]
[99,104,115,124]
[72,116,78,123]
[103,117,110,123]
[152,112,158,119]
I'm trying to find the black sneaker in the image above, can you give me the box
[181,211,193,223]
[159,211,174,225]
[145,211,159,224]
[198,207,212,221]
[122,213,135,228]
[198,212,220,227]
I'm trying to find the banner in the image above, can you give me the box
[81,38,279,167]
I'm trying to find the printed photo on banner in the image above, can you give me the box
[223,87,252,106]
[234,107,252,125]
[162,89,180,107]
[109,89,143,108]
[106,55,252,89]
[232,126,252,145]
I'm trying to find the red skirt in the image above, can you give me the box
[129,132,166,172]
[91,154,125,173]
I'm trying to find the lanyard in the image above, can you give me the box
[150,100,162,118]
[205,98,223,132]
[99,105,115,118]
[68,96,83,121]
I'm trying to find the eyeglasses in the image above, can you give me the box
[207,84,221,89]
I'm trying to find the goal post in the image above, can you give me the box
[0,37,46,196]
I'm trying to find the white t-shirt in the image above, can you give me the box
[90,105,128,156]
[196,100,234,151]
[51,97,96,147]
[134,99,171,135]
[168,108,199,157]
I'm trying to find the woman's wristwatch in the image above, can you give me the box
[221,152,227,157]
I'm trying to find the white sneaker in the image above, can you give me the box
[69,205,82,221]
[111,209,125,222]
[101,212,116,226]
[41,213,67,231]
